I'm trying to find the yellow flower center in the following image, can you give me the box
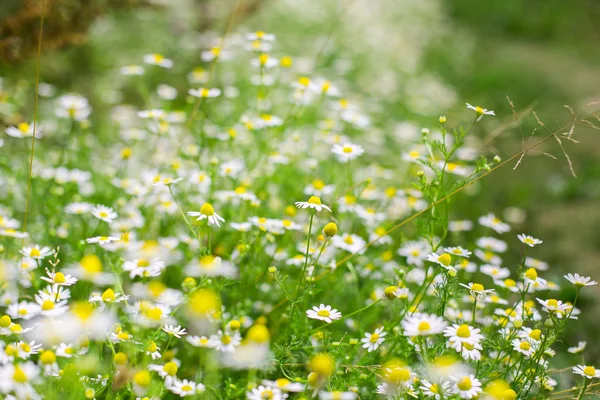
[370,333,380,343]
[102,288,116,302]
[418,321,431,332]
[456,324,471,338]
[80,255,102,274]
[200,203,215,216]
[307,196,322,205]
[519,341,531,351]
[547,299,559,308]
[583,366,596,377]
[41,300,55,310]
[317,309,331,318]
[312,179,325,190]
[221,335,232,345]
[18,122,30,133]
[474,106,484,114]
[344,236,354,245]
[471,283,484,292]
[164,361,178,376]
[30,248,41,257]
[438,253,452,266]
[13,366,27,383]
[525,268,538,280]
[343,146,353,153]
[457,377,472,391]
[529,329,542,341]
[138,259,150,268]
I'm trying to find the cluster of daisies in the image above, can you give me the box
[0,23,597,400]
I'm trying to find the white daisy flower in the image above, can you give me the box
[169,378,205,397]
[466,103,495,121]
[478,213,510,234]
[517,234,543,247]
[564,273,597,288]
[40,269,78,286]
[444,246,472,258]
[19,245,54,260]
[331,143,365,163]
[86,235,120,245]
[306,304,342,324]
[402,313,447,337]
[568,341,587,354]
[209,330,241,353]
[361,326,386,352]
[573,365,600,379]
[187,203,225,227]
[295,196,332,212]
[512,338,536,357]
[450,373,482,399]
[188,88,221,98]
[91,205,118,223]
[162,325,187,338]
[144,53,173,68]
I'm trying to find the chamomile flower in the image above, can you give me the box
[444,246,472,258]
[169,379,205,397]
[40,269,78,286]
[295,196,332,212]
[536,298,571,316]
[420,379,451,399]
[121,65,144,75]
[307,304,342,324]
[568,341,587,354]
[361,326,386,352]
[517,234,543,247]
[5,122,39,138]
[573,365,600,379]
[187,203,225,227]
[466,103,495,121]
[444,324,483,348]
[512,338,536,357]
[262,379,305,393]
[450,373,482,399]
[331,233,366,254]
[209,330,241,353]
[331,143,365,162]
[86,235,120,245]
[402,313,447,336]
[247,385,287,400]
[460,283,495,300]
[186,335,214,348]
[20,245,54,260]
[144,53,173,68]
[319,391,355,399]
[162,324,187,338]
[478,213,510,233]
[188,88,221,98]
[427,252,453,269]
[91,205,118,223]
[564,273,597,287]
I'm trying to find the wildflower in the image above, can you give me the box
[209,330,241,352]
[162,325,187,338]
[169,379,205,397]
[517,234,543,247]
[295,196,332,212]
[262,378,304,393]
[55,93,92,120]
[450,373,482,399]
[121,65,144,75]
[40,269,78,286]
[187,203,225,227]
[428,252,453,268]
[20,245,54,260]
[5,122,38,138]
[188,88,221,98]
[91,205,118,223]
[478,213,510,233]
[512,338,536,357]
[444,324,483,347]
[307,304,342,324]
[444,246,472,258]
[402,313,447,336]
[319,391,356,399]
[331,233,366,253]
[331,143,364,162]
[536,298,570,316]
[466,103,495,121]
[573,365,600,379]
[568,341,586,354]
[564,273,597,287]
[144,53,173,68]
[361,326,386,352]
[460,283,495,300]
[420,379,451,399]
[247,385,286,400]
[322,222,338,238]
[86,235,120,245]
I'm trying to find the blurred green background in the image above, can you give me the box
[1,0,599,363]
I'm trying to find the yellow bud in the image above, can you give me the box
[0,315,11,328]
[133,370,151,387]
[310,353,334,377]
[384,286,398,300]
[323,222,338,238]
[228,320,241,331]
[113,352,127,365]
